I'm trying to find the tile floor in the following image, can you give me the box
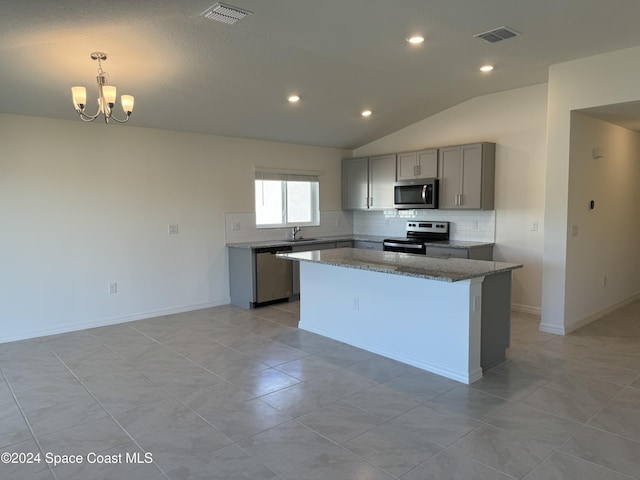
[1,300,640,479]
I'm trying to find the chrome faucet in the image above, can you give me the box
[292,226,301,240]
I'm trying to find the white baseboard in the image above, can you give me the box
[539,322,565,335]
[563,292,640,334]
[300,323,476,384]
[538,292,640,336]
[0,298,231,345]
[511,303,541,315]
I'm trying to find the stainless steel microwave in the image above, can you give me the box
[393,178,439,209]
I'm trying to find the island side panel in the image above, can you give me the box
[298,261,484,384]
[480,270,512,370]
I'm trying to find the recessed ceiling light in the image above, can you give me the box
[361,110,372,117]
[406,35,425,45]
[480,65,494,72]
[288,94,300,103]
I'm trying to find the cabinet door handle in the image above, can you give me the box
[415,165,421,176]
[459,194,463,206]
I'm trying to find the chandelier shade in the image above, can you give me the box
[71,52,134,124]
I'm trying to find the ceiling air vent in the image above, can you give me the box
[474,26,519,43]
[200,2,253,25]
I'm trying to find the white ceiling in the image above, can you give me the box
[3,0,640,148]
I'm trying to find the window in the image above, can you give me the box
[255,170,320,228]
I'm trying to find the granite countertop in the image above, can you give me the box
[226,235,387,249]
[277,247,522,282]
[424,239,494,249]
[226,235,493,249]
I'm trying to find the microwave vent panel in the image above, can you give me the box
[200,2,253,25]
[474,26,520,43]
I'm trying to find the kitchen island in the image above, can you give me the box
[277,248,522,384]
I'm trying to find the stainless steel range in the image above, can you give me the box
[383,221,449,254]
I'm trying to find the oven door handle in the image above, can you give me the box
[383,242,424,250]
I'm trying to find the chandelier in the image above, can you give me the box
[71,52,134,123]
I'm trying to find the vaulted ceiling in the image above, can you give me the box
[3,0,640,148]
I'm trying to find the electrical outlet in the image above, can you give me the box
[168,224,179,235]
[109,282,118,294]
[572,225,578,237]
[353,297,360,311]
[531,221,539,232]
[472,220,479,230]
[232,222,241,231]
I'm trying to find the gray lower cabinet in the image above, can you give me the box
[228,247,257,308]
[353,240,383,251]
[336,240,354,248]
[425,245,493,260]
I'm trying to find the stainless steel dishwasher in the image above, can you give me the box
[254,246,293,306]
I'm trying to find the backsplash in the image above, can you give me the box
[353,209,495,242]
[225,211,354,244]
[225,209,495,243]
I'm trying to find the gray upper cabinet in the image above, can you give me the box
[396,149,438,180]
[342,154,396,210]
[438,142,495,210]
[342,157,369,210]
[369,154,396,209]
